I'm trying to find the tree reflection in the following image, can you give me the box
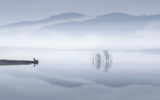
[92,50,112,72]
[92,53,102,69]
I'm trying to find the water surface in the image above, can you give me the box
[0,50,160,100]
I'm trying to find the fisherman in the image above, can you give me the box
[33,58,36,61]
[33,58,38,64]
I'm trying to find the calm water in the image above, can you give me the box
[0,50,160,100]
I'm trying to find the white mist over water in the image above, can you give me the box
[1,12,160,51]
[0,30,160,50]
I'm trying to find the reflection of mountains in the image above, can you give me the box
[4,55,160,88]
[0,59,38,66]
[92,50,112,72]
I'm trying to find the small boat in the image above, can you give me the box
[0,58,38,66]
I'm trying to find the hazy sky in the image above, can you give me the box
[0,0,160,25]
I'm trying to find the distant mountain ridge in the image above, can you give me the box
[41,12,160,34]
[0,12,88,29]
[1,12,160,35]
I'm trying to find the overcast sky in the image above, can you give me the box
[0,0,160,25]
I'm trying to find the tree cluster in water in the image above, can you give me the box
[92,50,112,72]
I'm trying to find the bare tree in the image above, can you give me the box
[92,50,112,72]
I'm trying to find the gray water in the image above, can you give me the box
[0,50,160,100]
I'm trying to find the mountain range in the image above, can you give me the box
[1,12,160,35]
[0,12,88,29]
[44,12,160,29]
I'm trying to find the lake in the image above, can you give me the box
[0,50,160,100]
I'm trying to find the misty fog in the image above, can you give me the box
[0,12,160,51]
[1,0,160,100]
[0,29,160,50]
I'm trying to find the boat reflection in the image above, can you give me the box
[92,50,112,72]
